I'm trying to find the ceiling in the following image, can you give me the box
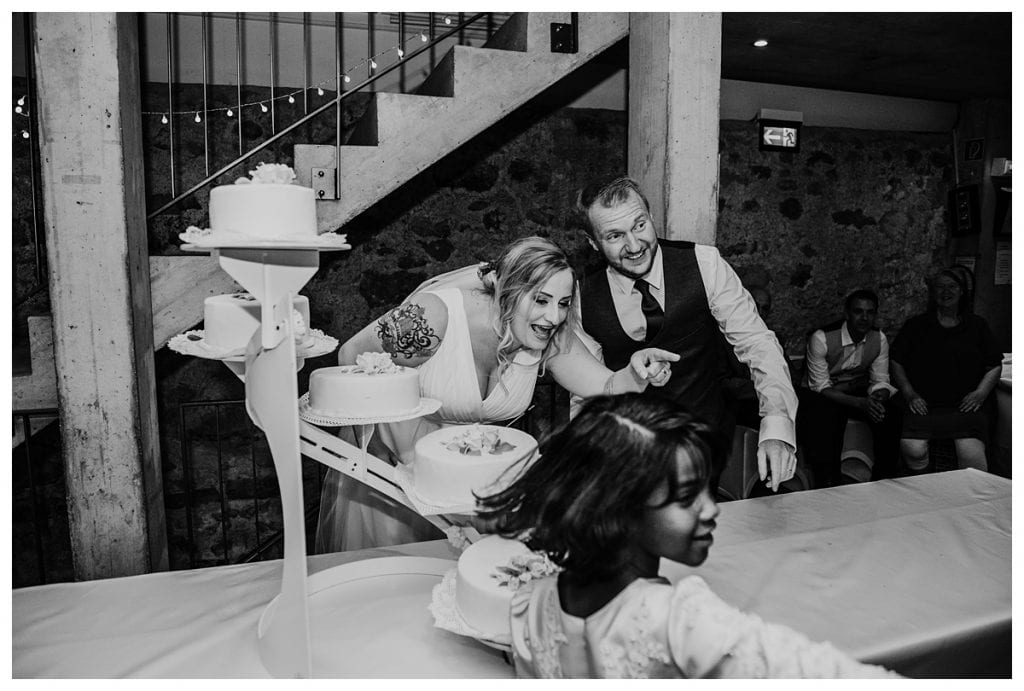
[720,13,1011,103]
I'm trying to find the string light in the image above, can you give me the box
[22,130,30,139]
[146,25,447,126]
[444,16,452,25]
[15,105,23,114]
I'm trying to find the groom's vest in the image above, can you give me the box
[580,241,729,438]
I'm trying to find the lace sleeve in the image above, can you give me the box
[667,576,902,678]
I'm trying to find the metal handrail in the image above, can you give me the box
[146,12,487,220]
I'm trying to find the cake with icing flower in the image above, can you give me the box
[411,424,538,508]
[209,163,316,241]
[431,533,560,642]
[180,163,347,247]
[306,352,421,418]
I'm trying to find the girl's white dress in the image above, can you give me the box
[315,287,541,552]
[510,575,900,678]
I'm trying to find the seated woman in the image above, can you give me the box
[890,267,1002,473]
[315,236,679,552]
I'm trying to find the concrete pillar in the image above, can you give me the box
[34,13,167,579]
[628,13,722,244]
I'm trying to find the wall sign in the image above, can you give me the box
[964,138,985,161]
[759,119,801,153]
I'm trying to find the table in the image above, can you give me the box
[13,470,1010,678]
[662,468,1011,677]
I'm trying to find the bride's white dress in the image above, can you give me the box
[315,286,541,552]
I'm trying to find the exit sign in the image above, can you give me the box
[759,119,801,153]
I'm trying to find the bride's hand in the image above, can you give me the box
[629,348,680,387]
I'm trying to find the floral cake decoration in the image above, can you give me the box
[444,426,517,456]
[492,551,561,591]
[351,352,400,374]
[234,162,297,185]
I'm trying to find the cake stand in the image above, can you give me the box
[180,242,478,678]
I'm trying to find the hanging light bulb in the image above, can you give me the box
[260,102,268,113]
[444,16,452,25]
[288,94,295,104]
[18,95,26,106]
[161,114,169,124]
[369,58,377,70]
[317,86,324,96]
[22,130,30,139]
[15,105,23,114]
[343,74,351,83]
[420,32,428,42]
[396,48,404,59]
[195,112,202,123]
[226,108,234,117]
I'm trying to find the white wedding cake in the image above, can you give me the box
[411,425,538,507]
[306,353,421,418]
[208,163,318,241]
[203,292,310,352]
[454,535,559,638]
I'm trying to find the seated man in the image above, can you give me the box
[796,289,902,486]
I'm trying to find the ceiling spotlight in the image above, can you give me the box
[753,39,769,48]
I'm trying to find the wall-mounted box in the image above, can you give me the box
[991,158,1012,176]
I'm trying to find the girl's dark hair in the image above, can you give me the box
[476,393,724,584]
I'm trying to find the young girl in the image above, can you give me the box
[476,393,900,678]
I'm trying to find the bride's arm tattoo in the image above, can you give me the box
[376,303,441,358]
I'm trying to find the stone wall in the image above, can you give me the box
[717,120,952,353]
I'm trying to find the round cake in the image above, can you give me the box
[203,292,310,352]
[455,535,557,638]
[208,164,317,242]
[306,353,420,418]
[412,425,538,507]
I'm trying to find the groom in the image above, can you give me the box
[574,176,798,492]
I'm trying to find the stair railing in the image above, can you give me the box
[146,11,491,221]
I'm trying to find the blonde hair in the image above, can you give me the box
[479,236,578,378]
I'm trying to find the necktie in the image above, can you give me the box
[634,278,664,340]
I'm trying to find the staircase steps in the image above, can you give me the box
[295,12,628,232]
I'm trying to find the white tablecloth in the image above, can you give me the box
[13,469,1010,678]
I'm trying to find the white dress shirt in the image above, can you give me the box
[575,244,798,448]
[806,323,898,397]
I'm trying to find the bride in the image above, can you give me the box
[315,236,679,552]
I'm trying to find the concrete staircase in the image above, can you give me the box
[295,12,627,232]
[12,12,629,415]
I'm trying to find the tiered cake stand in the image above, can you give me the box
[179,241,495,677]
